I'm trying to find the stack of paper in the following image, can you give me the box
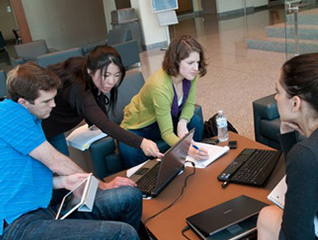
[66,124,107,151]
[186,142,230,168]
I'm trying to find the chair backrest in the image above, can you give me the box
[107,28,132,46]
[36,47,83,68]
[81,39,107,56]
[0,70,7,99]
[14,39,48,61]
[107,70,145,124]
[112,40,140,70]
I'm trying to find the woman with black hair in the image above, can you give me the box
[42,45,161,159]
[257,53,318,240]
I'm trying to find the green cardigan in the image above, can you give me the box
[121,68,197,146]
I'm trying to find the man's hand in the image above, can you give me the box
[140,139,163,158]
[99,176,137,190]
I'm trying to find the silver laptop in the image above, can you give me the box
[130,129,194,197]
[186,195,268,240]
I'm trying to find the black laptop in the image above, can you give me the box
[130,129,194,197]
[186,195,268,240]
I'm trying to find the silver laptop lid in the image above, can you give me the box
[154,128,194,191]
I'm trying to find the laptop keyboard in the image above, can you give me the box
[218,148,282,186]
[136,163,160,193]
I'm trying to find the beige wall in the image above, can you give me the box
[0,0,16,41]
[130,0,167,49]
[22,0,107,50]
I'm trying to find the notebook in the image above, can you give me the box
[130,129,194,197]
[185,142,229,168]
[55,174,99,220]
[268,175,318,237]
[66,124,107,151]
[186,195,268,240]
[267,175,287,208]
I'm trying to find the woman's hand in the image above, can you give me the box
[188,142,209,161]
[280,121,305,136]
[177,119,189,138]
[141,138,164,158]
[99,176,137,190]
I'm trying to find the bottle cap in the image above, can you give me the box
[218,110,223,115]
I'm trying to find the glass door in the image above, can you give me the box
[284,0,318,59]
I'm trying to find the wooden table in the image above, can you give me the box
[105,132,285,240]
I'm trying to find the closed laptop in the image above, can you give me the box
[186,195,268,240]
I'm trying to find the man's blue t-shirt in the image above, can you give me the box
[0,99,53,235]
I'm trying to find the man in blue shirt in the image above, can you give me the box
[0,62,142,240]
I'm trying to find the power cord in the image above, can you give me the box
[181,225,192,240]
[143,161,196,227]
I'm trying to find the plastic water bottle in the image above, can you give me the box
[216,110,229,142]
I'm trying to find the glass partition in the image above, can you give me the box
[284,0,318,59]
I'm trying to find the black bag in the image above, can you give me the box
[203,113,238,139]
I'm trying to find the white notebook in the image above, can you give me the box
[268,175,318,237]
[66,124,107,151]
[185,142,229,168]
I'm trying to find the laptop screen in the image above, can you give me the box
[155,129,194,190]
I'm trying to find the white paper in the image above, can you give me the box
[267,175,287,209]
[66,124,107,151]
[185,142,230,168]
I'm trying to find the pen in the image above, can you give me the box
[192,144,202,152]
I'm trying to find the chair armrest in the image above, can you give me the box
[89,136,116,179]
[48,48,58,53]
[10,56,25,66]
[194,104,203,122]
[194,104,204,142]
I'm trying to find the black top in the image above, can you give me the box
[41,59,142,148]
[278,130,318,240]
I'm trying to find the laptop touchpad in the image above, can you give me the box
[227,224,243,235]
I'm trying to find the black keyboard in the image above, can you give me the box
[218,148,282,186]
[136,163,160,193]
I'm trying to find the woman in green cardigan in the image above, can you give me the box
[119,35,208,168]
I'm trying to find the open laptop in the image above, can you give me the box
[130,128,194,197]
[186,195,268,240]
